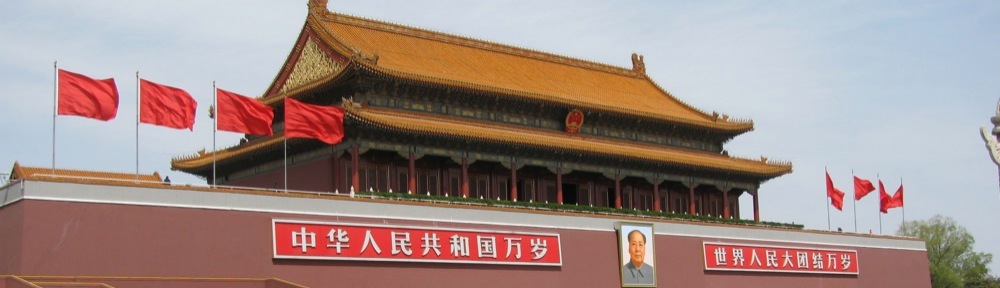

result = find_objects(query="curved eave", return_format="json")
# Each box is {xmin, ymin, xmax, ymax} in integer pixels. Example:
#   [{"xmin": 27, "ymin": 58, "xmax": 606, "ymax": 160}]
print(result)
[
  {"xmin": 172, "ymin": 103, "xmax": 789, "ymax": 179},
  {"xmin": 349, "ymin": 106, "xmax": 790, "ymax": 179},
  {"xmin": 171, "ymin": 136, "xmax": 285, "ymax": 173}
]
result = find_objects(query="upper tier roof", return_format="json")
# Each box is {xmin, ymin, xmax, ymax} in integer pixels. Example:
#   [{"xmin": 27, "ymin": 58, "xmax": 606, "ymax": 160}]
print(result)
[{"xmin": 269, "ymin": 1, "xmax": 753, "ymax": 133}]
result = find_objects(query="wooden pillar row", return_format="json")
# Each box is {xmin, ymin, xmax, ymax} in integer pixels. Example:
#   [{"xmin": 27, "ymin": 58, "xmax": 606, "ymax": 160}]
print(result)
[
  {"xmin": 332, "ymin": 151, "xmax": 340, "ymax": 193},
  {"xmin": 351, "ymin": 145, "xmax": 359, "ymax": 193},
  {"xmin": 556, "ymin": 166, "xmax": 563, "ymax": 204},
  {"xmin": 461, "ymin": 156, "xmax": 469, "ymax": 198},
  {"xmin": 407, "ymin": 149, "xmax": 416, "ymax": 194},
  {"xmin": 652, "ymin": 175, "xmax": 661, "ymax": 212},
  {"xmin": 510, "ymin": 158, "xmax": 518, "ymax": 202},
  {"xmin": 722, "ymin": 185, "xmax": 730, "ymax": 219},
  {"xmin": 688, "ymin": 181, "xmax": 696, "ymax": 214},
  {"xmin": 664, "ymin": 186, "xmax": 671, "ymax": 213},
  {"xmin": 614, "ymin": 172, "xmax": 622, "ymax": 209},
  {"xmin": 752, "ymin": 189, "xmax": 760, "ymax": 222}
]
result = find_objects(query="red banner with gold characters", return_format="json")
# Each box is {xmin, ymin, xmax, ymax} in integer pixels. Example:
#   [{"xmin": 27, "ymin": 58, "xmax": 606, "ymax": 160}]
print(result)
[
  {"xmin": 273, "ymin": 219, "xmax": 562, "ymax": 266},
  {"xmin": 703, "ymin": 242, "xmax": 859, "ymax": 275}
]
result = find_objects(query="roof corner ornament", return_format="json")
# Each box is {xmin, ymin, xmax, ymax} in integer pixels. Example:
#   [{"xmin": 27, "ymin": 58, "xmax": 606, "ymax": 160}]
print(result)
[
  {"xmin": 309, "ymin": 0, "xmax": 331, "ymax": 15},
  {"xmin": 980, "ymin": 98, "xmax": 1000, "ymax": 166},
  {"xmin": 631, "ymin": 53, "xmax": 646, "ymax": 75},
  {"xmin": 342, "ymin": 97, "xmax": 362, "ymax": 109},
  {"xmin": 351, "ymin": 50, "xmax": 379, "ymax": 66}
]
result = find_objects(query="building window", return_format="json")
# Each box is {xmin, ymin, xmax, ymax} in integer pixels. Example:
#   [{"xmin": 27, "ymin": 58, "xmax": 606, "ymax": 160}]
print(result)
[
  {"xmin": 358, "ymin": 164, "xmax": 389, "ymax": 193},
  {"xmin": 472, "ymin": 175, "xmax": 490, "ymax": 199},
  {"xmin": 417, "ymin": 169, "xmax": 439, "ymax": 195},
  {"xmin": 396, "ymin": 169, "xmax": 409, "ymax": 193},
  {"xmin": 496, "ymin": 178, "xmax": 508, "ymax": 201},
  {"xmin": 449, "ymin": 168, "xmax": 460, "ymax": 196}
]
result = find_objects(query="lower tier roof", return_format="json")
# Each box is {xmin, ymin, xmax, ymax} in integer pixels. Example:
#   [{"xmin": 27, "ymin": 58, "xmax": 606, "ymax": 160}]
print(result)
[{"xmin": 171, "ymin": 103, "xmax": 791, "ymax": 179}]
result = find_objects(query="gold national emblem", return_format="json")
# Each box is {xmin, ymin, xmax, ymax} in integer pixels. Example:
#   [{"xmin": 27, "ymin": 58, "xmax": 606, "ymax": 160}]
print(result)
[{"xmin": 565, "ymin": 109, "xmax": 584, "ymax": 134}]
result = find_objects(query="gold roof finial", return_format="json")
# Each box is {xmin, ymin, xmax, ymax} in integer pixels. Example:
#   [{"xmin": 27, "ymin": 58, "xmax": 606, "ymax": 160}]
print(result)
[
  {"xmin": 631, "ymin": 53, "xmax": 646, "ymax": 75},
  {"xmin": 309, "ymin": 0, "xmax": 330, "ymax": 15}
]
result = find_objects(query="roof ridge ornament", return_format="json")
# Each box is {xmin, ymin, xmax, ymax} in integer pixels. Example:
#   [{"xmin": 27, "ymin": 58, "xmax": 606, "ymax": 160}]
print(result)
[
  {"xmin": 309, "ymin": 0, "xmax": 330, "ymax": 15},
  {"xmin": 351, "ymin": 49, "xmax": 379, "ymax": 65},
  {"xmin": 631, "ymin": 53, "xmax": 646, "ymax": 75}
]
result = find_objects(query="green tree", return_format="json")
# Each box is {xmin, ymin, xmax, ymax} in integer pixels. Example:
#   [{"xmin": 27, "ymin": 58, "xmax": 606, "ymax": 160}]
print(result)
[
  {"xmin": 897, "ymin": 215, "xmax": 994, "ymax": 288},
  {"xmin": 966, "ymin": 275, "xmax": 1000, "ymax": 288}
]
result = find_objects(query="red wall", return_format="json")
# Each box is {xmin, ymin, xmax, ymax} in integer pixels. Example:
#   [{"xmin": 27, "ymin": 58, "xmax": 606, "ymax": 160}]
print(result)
[
  {"xmin": 3, "ymin": 199, "xmax": 930, "ymax": 288},
  {"xmin": 0, "ymin": 202, "xmax": 22, "ymax": 275},
  {"xmin": 226, "ymin": 157, "xmax": 334, "ymax": 192}
]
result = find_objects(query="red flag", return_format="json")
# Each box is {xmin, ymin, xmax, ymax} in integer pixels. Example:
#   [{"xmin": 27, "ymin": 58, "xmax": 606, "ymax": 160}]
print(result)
[
  {"xmin": 879, "ymin": 180, "xmax": 891, "ymax": 213},
  {"xmin": 216, "ymin": 88, "xmax": 273, "ymax": 136},
  {"xmin": 825, "ymin": 171, "xmax": 845, "ymax": 211},
  {"xmin": 140, "ymin": 79, "xmax": 197, "ymax": 130},
  {"xmin": 853, "ymin": 176, "xmax": 875, "ymax": 201},
  {"xmin": 57, "ymin": 69, "xmax": 119, "ymax": 121},
  {"xmin": 284, "ymin": 98, "xmax": 344, "ymax": 145},
  {"xmin": 888, "ymin": 183, "xmax": 904, "ymax": 210}
]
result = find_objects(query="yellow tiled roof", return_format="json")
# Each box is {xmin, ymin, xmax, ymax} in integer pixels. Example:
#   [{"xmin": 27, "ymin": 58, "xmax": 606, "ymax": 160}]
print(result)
[
  {"xmin": 349, "ymin": 105, "xmax": 790, "ymax": 177},
  {"xmin": 302, "ymin": 6, "xmax": 753, "ymax": 132},
  {"xmin": 171, "ymin": 104, "xmax": 790, "ymax": 178},
  {"xmin": 10, "ymin": 162, "xmax": 162, "ymax": 183},
  {"xmin": 171, "ymin": 137, "xmax": 284, "ymax": 171}
]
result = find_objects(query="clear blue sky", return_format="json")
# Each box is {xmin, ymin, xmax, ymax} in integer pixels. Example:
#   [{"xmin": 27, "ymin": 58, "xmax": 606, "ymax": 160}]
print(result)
[{"xmin": 2, "ymin": 0, "xmax": 999, "ymax": 275}]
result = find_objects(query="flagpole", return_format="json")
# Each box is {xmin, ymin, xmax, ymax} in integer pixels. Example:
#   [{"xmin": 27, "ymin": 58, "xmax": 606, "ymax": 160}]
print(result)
[
  {"xmin": 877, "ymin": 174, "xmax": 882, "ymax": 234},
  {"xmin": 852, "ymin": 170, "xmax": 857, "ymax": 233},
  {"xmin": 52, "ymin": 61, "xmax": 58, "ymax": 176},
  {"xmin": 212, "ymin": 81, "xmax": 217, "ymax": 187},
  {"xmin": 900, "ymin": 177, "xmax": 905, "ymax": 224},
  {"xmin": 825, "ymin": 167, "xmax": 831, "ymax": 231},
  {"xmin": 878, "ymin": 211, "xmax": 882, "ymax": 234},
  {"xmin": 135, "ymin": 71, "xmax": 140, "ymax": 182},
  {"xmin": 284, "ymin": 137, "xmax": 288, "ymax": 192}
]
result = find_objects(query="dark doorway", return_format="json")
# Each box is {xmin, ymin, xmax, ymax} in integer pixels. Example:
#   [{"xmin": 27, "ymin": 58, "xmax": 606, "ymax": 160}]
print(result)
[
  {"xmin": 563, "ymin": 183, "xmax": 578, "ymax": 205},
  {"xmin": 515, "ymin": 179, "xmax": 523, "ymax": 202}
]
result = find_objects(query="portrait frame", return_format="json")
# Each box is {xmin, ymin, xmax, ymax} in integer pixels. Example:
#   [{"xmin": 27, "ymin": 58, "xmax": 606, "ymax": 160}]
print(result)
[{"xmin": 617, "ymin": 221, "xmax": 656, "ymax": 287}]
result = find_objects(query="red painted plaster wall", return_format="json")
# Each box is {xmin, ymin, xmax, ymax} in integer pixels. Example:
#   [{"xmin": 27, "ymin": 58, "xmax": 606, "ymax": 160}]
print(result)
[
  {"xmin": 3, "ymin": 199, "xmax": 930, "ymax": 288},
  {"xmin": 226, "ymin": 156, "xmax": 334, "ymax": 193},
  {"xmin": 0, "ymin": 202, "xmax": 23, "ymax": 274}
]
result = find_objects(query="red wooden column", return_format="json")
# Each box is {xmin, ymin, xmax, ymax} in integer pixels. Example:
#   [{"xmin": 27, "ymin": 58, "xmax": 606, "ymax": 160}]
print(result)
[
  {"xmin": 652, "ymin": 176, "xmax": 661, "ymax": 212},
  {"xmin": 614, "ymin": 173, "xmax": 622, "ymax": 209},
  {"xmin": 688, "ymin": 181, "xmax": 696, "ymax": 214},
  {"xmin": 407, "ymin": 150, "xmax": 416, "ymax": 194},
  {"xmin": 332, "ymin": 152, "xmax": 340, "ymax": 193},
  {"xmin": 664, "ymin": 186, "xmax": 671, "ymax": 213},
  {"xmin": 510, "ymin": 158, "xmax": 518, "ymax": 202},
  {"xmin": 556, "ymin": 166, "xmax": 563, "ymax": 204},
  {"xmin": 752, "ymin": 189, "xmax": 760, "ymax": 222},
  {"xmin": 722, "ymin": 186, "xmax": 730, "ymax": 219},
  {"xmin": 351, "ymin": 145, "xmax": 360, "ymax": 193},
  {"xmin": 461, "ymin": 156, "xmax": 469, "ymax": 198}
]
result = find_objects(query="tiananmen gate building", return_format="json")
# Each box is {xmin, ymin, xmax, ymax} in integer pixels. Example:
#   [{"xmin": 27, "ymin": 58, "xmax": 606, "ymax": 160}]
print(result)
[{"xmin": 0, "ymin": 1, "xmax": 930, "ymax": 287}]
